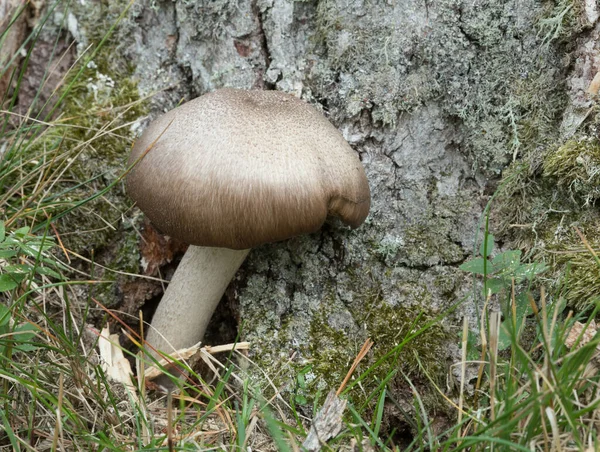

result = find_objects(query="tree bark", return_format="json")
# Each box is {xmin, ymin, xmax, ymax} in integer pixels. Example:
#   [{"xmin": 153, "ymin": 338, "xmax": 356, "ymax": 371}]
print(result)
[
  {"xmin": 122, "ymin": 0, "xmax": 576, "ymax": 386},
  {"xmin": 37, "ymin": 0, "xmax": 598, "ymax": 417}
]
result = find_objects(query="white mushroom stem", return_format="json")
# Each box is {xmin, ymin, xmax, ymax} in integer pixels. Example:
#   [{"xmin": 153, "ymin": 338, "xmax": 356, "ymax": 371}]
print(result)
[{"xmin": 145, "ymin": 246, "xmax": 250, "ymax": 358}]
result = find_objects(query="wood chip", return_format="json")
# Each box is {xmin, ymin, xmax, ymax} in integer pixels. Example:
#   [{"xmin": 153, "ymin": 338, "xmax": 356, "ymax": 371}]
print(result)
[
  {"xmin": 565, "ymin": 320, "xmax": 600, "ymax": 380},
  {"xmin": 565, "ymin": 320, "xmax": 598, "ymax": 349},
  {"xmin": 98, "ymin": 325, "xmax": 136, "ymax": 395},
  {"xmin": 302, "ymin": 390, "xmax": 347, "ymax": 451}
]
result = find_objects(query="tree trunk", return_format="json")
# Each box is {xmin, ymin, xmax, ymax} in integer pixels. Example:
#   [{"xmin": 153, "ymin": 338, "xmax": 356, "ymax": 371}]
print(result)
[
  {"xmin": 124, "ymin": 0, "xmax": 583, "ymax": 393},
  {"xmin": 30, "ymin": 0, "xmax": 600, "ymax": 422}
]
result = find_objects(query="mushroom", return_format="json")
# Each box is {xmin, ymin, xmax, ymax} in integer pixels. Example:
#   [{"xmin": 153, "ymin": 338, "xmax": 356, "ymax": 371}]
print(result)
[{"xmin": 126, "ymin": 88, "xmax": 370, "ymax": 359}]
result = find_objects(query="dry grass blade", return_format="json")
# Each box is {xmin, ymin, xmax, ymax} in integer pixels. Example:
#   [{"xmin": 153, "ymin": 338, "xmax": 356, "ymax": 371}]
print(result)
[
  {"xmin": 545, "ymin": 406, "xmax": 562, "ymax": 452},
  {"xmin": 143, "ymin": 341, "xmax": 250, "ymax": 380},
  {"xmin": 573, "ymin": 226, "xmax": 599, "ymax": 261},
  {"xmin": 336, "ymin": 337, "xmax": 374, "ymax": 396}
]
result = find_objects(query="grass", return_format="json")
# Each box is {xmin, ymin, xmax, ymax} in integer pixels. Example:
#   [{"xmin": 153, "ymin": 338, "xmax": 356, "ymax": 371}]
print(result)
[{"xmin": 2, "ymin": 1, "xmax": 600, "ymax": 451}]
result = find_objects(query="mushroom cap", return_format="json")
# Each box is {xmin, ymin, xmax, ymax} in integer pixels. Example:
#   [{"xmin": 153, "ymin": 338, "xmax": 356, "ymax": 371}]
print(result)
[{"xmin": 126, "ymin": 88, "xmax": 370, "ymax": 250}]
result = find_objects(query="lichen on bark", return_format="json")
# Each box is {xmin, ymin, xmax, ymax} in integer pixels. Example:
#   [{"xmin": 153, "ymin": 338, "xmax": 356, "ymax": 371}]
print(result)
[
  {"xmin": 114, "ymin": 0, "xmax": 576, "ymax": 422},
  {"xmin": 30, "ymin": 0, "xmax": 586, "ymax": 429},
  {"xmin": 494, "ymin": 2, "xmax": 600, "ymax": 310}
]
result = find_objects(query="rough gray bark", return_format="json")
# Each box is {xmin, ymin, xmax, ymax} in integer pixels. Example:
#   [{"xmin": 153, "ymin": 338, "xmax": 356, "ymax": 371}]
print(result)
[
  {"xmin": 31, "ymin": 0, "xmax": 596, "ymax": 425},
  {"xmin": 121, "ymin": 0, "xmax": 575, "ymax": 391}
]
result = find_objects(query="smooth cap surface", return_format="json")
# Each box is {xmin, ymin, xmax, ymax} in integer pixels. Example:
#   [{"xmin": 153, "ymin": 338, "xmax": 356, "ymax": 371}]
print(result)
[{"xmin": 126, "ymin": 88, "xmax": 370, "ymax": 249}]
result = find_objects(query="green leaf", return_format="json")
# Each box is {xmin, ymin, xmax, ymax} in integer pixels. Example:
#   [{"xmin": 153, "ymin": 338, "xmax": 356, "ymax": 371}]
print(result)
[
  {"xmin": 460, "ymin": 257, "xmax": 488, "ymax": 275},
  {"xmin": 12, "ymin": 226, "xmax": 30, "ymax": 238},
  {"xmin": 297, "ymin": 373, "xmax": 306, "ymax": 390},
  {"xmin": 513, "ymin": 291, "xmax": 534, "ymax": 318},
  {"xmin": 18, "ymin": 244, "xmax": 46, "ymax": 257},
  {"xmin": 2, "ymin": 237, "xmax": 19, "ymax": 246},
  {"xmin": 0, "ymin": 274, "xmax": 18, "ymax": 292},
  {"xmin": 12, "ymin": 324, "xmax": 39, "ymax": 352},
  {"xmin": 492, "ymin": 250, "xmax": 522, "ymax": 274},
  {"xmin": 513, "ymin": 262, "xmax": 547, "ymax": 281},
  {"xmin": 498, "ymin": 322, "xmax": 513, "ymax": 351},
  {"xmin": 497, "ymin": 292, "xmax": 533, "ymax": 351},
  {"xmin": 486, "ymin": 278, "xmax": 508, "ymax": 295},
  {"xmin": 0, "ymin": 324, "xmax": 39, "ymax": 355},
  {"xmin": 0, "ymin": 304, "xmax": 11, "ymax": 326},
  {"xmin": 0, "ymin": 250, "xmax": 17, "ymax": 259},
  {"xmin": 3, "ymin": 264, "xmax": 32, "ymax": 274},
  {"xmin": 0, "ymin": 222, "xmax": 5, "ymax": 242},
  {"xmin": 35, "ymin": 266, "xmax": 62, "ymax": 279},
  {"xmin": 6, "ymin": 272, "xmax": 27, "ymax": 284},
  {"xmin": 464, "ymin": 329, "xmax": 480, "ymax": 361},
  {"xmin": 294, "ymin": 394, "xmax": 307, "ymax": 405},
  {"xmin": 39, "ymin": 255, "xmax": 66, "ymax": 270},
  {"xmin": 480, "ymin": 234, "xmax": 495, "ymax": 257}
]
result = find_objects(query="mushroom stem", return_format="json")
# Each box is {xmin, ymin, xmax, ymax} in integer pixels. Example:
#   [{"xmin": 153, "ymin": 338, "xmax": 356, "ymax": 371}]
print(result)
[{"xmin": 145, "ymin": 246, "xmax": 250, "ymax": 358}]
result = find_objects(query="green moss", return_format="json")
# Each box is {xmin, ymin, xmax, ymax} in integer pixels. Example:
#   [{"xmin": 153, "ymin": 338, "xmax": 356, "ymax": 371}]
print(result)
[
  {"xmin": 48, "ymin": 4, "xmax": 145, "ymax": 246},
  {"xmin": 402, "ymin": 222, "xmax": 464, "ymax": 267},
  {"xmin": 495, "ymin": 161, "xmax": 537, "ymax": 232},
  {"xmin": 305, "ymin": 281, "xmax": 452, "ymax": 416},
  {"xmin": 308, "ymin": 300, "xmax": 352, "ymax": 386},
  {"xmin": 554, "ymin": 248, "xmax": 600, "ymax": 309},
  {"xmin": 496, "ymin": 132, "xmax": 600, "ymax": 310},
  {"xmin": 486, "ymin": 0, "xmax": 600, "ymax": 310},
  {"xmin": 543, "ymin": 138, "xmax": 600, "ymax": 205},
  {"xmin": 360, "ymin": 300, "xmax": 449, "ymax": 379},
  {"xmin": 53, "ymin": 69, "xmax": 144, "ymax": 251}
]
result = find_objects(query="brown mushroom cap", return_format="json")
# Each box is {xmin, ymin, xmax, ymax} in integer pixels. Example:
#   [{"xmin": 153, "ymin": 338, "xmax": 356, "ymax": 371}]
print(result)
[{"xmin": 126, "ymin": 88, "xmax": 370, "ymax": 250}]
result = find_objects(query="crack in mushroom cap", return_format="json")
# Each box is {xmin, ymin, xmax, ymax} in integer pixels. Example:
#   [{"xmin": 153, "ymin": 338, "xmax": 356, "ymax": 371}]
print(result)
[{"xmin": 126, "ymin": 88, "xmax": 371, "ymax": 250}]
